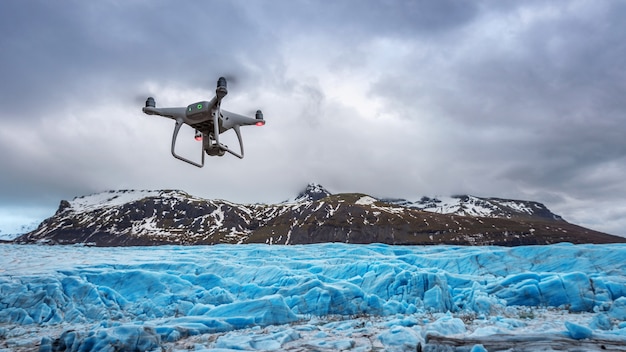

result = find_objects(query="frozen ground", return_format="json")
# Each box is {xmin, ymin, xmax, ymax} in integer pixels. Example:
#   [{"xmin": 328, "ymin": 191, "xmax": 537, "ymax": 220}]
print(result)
[{"xmin": 1, "ymin": 243, "xmax": 626, "ymax": 351}]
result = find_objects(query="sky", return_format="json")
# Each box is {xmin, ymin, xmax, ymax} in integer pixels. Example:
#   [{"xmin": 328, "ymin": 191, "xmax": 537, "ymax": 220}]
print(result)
[{"xmin": 1, "ymin": 0, "xmax": 625, "ymax": 237}]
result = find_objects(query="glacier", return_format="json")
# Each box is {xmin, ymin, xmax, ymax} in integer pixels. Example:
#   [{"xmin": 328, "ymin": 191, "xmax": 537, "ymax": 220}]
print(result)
[{"xmin": 1, "ymin": 243, "xmax": 626, "ymax": 351}]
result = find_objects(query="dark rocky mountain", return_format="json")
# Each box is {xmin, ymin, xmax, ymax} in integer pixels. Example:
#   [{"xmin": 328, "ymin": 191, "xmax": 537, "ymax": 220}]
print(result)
[
  {"xmin": 14, "ymin": 184, "xmax": 625, "ymax": 246},
  {"xmin": 289, "ymin": 183, "xmax": 332, "ymax": 202}
]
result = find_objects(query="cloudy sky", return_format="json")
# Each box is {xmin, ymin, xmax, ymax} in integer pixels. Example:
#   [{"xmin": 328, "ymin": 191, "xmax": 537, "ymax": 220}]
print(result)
[{"xmin": 1, "ymin": 0, "xmax": 625, "ymax": 237}]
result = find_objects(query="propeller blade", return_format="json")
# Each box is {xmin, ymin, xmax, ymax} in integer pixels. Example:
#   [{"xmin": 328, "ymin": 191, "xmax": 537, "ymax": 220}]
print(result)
[{"xmin": 221, "ymin": 73, "xmax": 238, "ymax": 86}]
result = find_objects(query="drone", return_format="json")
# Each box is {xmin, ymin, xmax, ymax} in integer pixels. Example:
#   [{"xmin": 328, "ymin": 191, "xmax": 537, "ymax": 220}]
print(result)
[{"xmin": 142, "ymin": 77, "xmax": 265, "ymax": 167}]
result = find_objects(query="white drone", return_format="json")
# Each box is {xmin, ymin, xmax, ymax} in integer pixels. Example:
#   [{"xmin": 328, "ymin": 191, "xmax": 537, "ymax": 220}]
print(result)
[{"xmin": 142, "ymin": 77, "xmax": 265, "ymax": 167}]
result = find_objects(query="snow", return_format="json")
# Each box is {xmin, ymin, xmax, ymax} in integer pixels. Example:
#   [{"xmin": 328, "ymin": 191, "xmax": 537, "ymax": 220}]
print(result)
[
  {"xmin": 498, "ymin": 201, "xmax": 533, "ymax": 215},
  {"xmin": 414, "ymin": 196, "xmax": 497, "ymax": 218},
  {"xmin": 284, "ymin": 183, "xmax": 331, "ymax": 203},
  {"xmin": 67, "ymin": 190, "xmax": 161, "ymax": 213},
  {"xmin": 355, "ymin": 196, "xmax": 377, "ymax": 206},
  {"xmin": 401, "ymin": 195, "xmax": 556, "ymax": 221},
  {"xmin": 1, "ymin": 243, "xmax": 626, "ymax": 351},
  {"xmin": 67, "ymin": 190, "xmax": 203, "ymax": 214}
]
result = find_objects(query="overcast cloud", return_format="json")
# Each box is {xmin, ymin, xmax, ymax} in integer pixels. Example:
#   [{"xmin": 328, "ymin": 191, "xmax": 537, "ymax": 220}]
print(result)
[{"xmin": 1, "ymin": 0, "xmax": 625, "ymax": 236}]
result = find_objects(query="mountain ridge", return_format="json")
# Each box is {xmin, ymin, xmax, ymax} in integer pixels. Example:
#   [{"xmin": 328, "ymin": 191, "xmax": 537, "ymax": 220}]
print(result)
[{"xmin": 14, "ymin": 184, "xmax": 625, "ymax": 246}]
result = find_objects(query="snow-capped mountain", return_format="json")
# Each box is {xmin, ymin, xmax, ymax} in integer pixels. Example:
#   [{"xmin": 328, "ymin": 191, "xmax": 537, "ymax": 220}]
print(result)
[
  {"xmin": 15, "ymin": 184, "xmax": 625, "ymax": 246},
  {"xmin": 385, "ymin": 195, "xmax": 564, "ymax": 221},
  {"xmin": 286, "ymin": 182, "xmax": 332, "ymax": 203}
]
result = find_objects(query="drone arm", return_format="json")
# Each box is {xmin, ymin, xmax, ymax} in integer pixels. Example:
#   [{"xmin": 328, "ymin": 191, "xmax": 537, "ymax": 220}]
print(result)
[
  {"xmin": 171, "ymin": 118, "xmax": 205, "ymax": 167},
  {"xmin": 221, "ymin": 109, "xmax": 264, "ymax": 129},
  {"xmin": 142, "ymin": 107, "xmax": 187, "ymax": 120},
  {"xmin": 216, "ymin": 109, "xmax": 265, "ymax": 159}
]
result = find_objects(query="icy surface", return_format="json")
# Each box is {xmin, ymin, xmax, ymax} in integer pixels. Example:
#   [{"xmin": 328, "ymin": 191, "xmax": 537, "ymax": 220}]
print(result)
[{"xmin": 1, "ymin": 243, "xmax": 626, "ymax": 351}]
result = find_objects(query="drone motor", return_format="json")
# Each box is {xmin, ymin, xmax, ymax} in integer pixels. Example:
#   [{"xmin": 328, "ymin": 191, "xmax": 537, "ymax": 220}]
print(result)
[{"xmin": 255, "ymin": 110, "xmax": 265, "ymax": 126}]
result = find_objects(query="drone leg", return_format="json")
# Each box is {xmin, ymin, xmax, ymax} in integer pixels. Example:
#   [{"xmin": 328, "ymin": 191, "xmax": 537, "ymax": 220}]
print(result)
[
  {"xmin": 229, "ymin": 125, "xmax": 245, "ymax": 159},
  {"xmin": 171, "ymin": 119, "xmax": 184, "ymax": 156},
  {"xmin": 171, "ymin": 119, "xmax": 205, "ymax": 167},
  {"xmin": 211, "ymin": 107, "xmax": 245, "ymax": 159}
]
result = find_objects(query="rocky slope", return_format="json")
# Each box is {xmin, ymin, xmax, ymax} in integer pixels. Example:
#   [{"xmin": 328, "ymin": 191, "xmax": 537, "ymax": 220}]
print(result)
[{"xmin": 15, "ymin": 184, "xmax": 625, "ymax": 246}]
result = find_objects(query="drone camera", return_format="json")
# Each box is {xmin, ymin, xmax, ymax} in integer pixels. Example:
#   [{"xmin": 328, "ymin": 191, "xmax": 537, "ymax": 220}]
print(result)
[{"xmin": 145, "ymin": 97, "xmax": 155, "ymax": 108}]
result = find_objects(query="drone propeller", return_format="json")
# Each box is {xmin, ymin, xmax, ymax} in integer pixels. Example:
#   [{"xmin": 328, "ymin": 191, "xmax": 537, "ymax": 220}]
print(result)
[
  {"xmin": 221, "ymin": 73, "xmax": 239, "ymax": 86},
  {"xmin": 133, "ymin": 94, "xmax": 153, "ymax": 106}
]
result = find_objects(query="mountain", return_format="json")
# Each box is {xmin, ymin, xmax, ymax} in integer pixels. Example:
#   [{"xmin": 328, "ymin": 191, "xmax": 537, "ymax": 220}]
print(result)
[
  {"xmin": 14, "ymin": 184, "xmax": 625, "ymax": 246},
  {"xmin": 287, "ymin": 183, "xmax": 332, "ymax": 203},
  {"xmin": 383, "ymin": 195, "xmax": 564, "ymax": 221},
  {"xmin": 0, "ymin": 221, "xmax": 39, "ymax": 242}
]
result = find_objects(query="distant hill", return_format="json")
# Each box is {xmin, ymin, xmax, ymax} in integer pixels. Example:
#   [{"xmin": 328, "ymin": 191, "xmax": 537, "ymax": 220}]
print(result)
[
  {"xmin": 0, "ymin": 221, "xmax": 39, "ymax": 241},
  {"xmin": 14, "ymin": 184, "xmax": 625, "ymax": 246}
]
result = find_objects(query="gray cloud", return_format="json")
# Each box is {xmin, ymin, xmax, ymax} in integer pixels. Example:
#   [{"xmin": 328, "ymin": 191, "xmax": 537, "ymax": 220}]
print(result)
[{"xmin": 1, "ymin": 0, "xmax": 625, "ymax": 236}]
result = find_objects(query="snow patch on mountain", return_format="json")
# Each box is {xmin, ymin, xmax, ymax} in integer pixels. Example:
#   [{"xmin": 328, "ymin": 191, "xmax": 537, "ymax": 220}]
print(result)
[
  {"xmin": 65, "ymin": 190, "xmax": 198, "ymax": 214},
  {"xmin": 355, "ymin": 196, "xmax": 377, "ymax": 205},
  {"xmin": 421, "ymin": 195, "xmax": 496, "ymax": 216}
]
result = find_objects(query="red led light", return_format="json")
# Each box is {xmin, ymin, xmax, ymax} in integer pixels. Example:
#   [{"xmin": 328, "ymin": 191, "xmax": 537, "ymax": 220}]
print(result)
[
  {"xmin": 194, "ymin": 135, "xmax": 202, "ymax": 141},
  {"xmin": 255, "ymin": 121, "xmax": 265, "ymax": 126}
]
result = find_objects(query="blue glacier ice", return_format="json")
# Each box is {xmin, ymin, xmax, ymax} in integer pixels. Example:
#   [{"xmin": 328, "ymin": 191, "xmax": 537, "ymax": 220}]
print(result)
[
  {"xmin": 565, "ymin": 321, "xmax": 593, "ymax": 339},
  {"xmin": 1, "ymin": 242, "xmax": 626, "ymax": 351}
]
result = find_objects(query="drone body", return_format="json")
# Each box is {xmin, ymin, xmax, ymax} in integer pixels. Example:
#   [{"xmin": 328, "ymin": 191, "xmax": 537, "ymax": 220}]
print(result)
[{"xmin": 142, "ymin": 77, "xmax": 265, "ymax": 167}]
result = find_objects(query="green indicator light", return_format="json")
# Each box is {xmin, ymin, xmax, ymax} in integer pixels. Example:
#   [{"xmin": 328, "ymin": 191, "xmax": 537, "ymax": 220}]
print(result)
[{"xmin": 197, "ymin": 104, "xmax": 203, "ymax": 110}]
